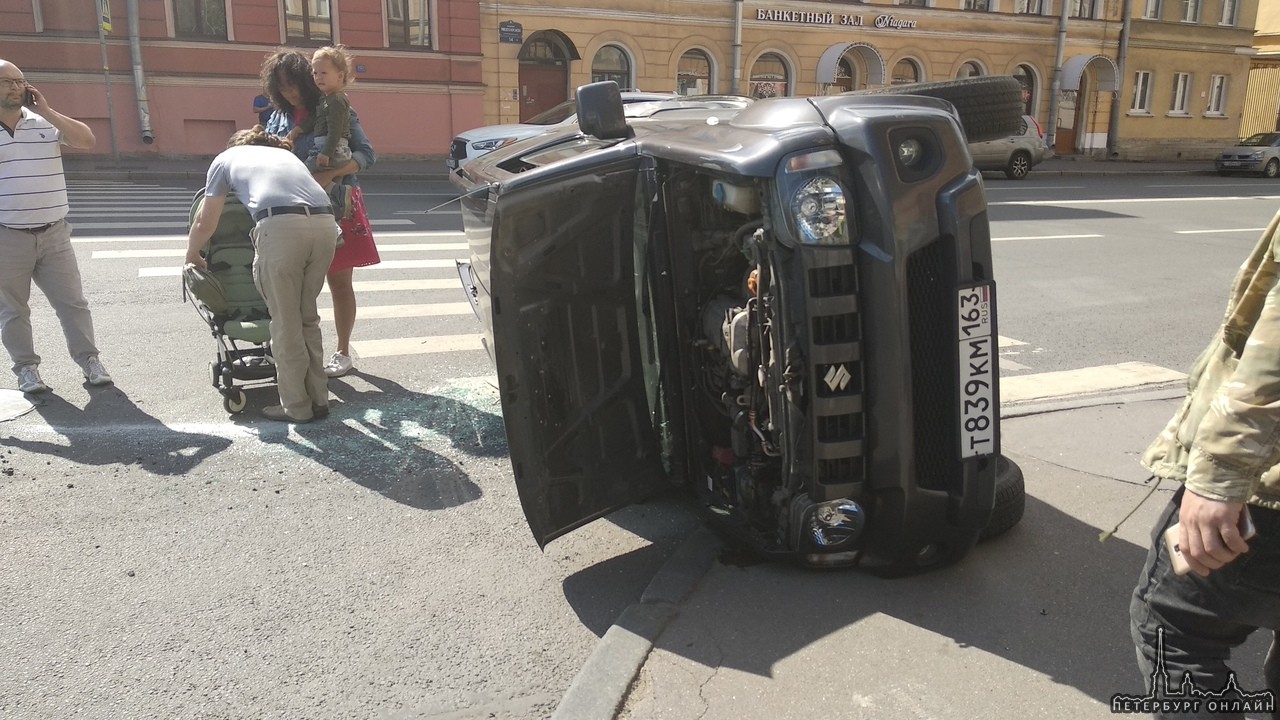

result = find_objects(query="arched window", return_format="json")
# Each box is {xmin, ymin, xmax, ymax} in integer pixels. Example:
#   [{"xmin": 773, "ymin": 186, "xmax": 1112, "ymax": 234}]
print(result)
[
  {"xmin": 833, "ymin": 57, "xmax": 856, "ymax": 94},
  {"xmin": 956, "ymin": 61, "xmax": 983, "ymax": 79},
  {"xmin": 892, "ymin": 58, "xmax": 921, "ymax": 85},
  {"xmin": 1013, "ymin": 64, "xmax": 1037, "ymax": 115},
  {"xmin": 678, "ymin": 49, "xmax": 712, "ymax": 95},
  {"xmin": 750, "ymin": 53, "xmax": 789, "ymax": 99},
  {"xmin": 591, "ymin": 45, "xmax": 631, "ymax": 88}
]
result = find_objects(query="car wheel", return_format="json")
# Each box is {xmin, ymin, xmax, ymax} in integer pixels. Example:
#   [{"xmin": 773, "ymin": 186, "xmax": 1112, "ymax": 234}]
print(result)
[
  {"xmin": 1265, "ymin": 159, "xmax": 1280, "ymax": 178},
  {"xmin": 848, "ymin": 76, "xmax": 1024, "ymax": 143},
  {"xmin": 1004, "ymin": 150, "xmax": 1032, "ymax": 180},
  {"xmin": 980, "ymin": 455, "xmax": 1025, "ymax": 541}
]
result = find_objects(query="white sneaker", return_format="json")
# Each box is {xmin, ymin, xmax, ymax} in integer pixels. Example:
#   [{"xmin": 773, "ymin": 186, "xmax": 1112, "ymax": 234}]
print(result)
[
  {"xmin": 17, "ymin": 365, "xmax": 47, "ymax": 393},
  {"xmin": 323, "ymin": 351, "xmax": 353, "ymax": 378},
  {"xmin": 83, "ymin": 356, "xmax": 113, "ymax": 386}
]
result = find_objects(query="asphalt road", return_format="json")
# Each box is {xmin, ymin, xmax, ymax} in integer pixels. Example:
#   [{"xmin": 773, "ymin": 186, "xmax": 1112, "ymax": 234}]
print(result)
[{"xmin": 4, "ymin": 171, "xmax": 1279, "ymax": 718}]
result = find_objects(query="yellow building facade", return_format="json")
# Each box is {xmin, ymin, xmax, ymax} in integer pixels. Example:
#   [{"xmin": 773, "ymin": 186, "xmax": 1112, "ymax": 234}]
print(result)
[{"xmin": 476, "ymin": 0, "xmax": 1258, "ymax": 160}]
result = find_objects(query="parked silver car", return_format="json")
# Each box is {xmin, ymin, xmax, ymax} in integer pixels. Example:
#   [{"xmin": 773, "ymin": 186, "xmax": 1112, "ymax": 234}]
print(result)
[
  {"xmin": 1215, "ymin": 132, "xmax": 1280, "ymax": 177},
  {"xmin": 968, "ymin": 114, "xmax": 1049, "ymax": 180},
  {"xmin": 446, "ymin": 92, "xmax": 678, "ymax": 173}
]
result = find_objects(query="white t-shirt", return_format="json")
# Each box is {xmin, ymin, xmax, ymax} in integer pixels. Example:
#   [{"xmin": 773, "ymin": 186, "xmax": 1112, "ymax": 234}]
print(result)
[{"xmin": 0, "ymin": 108, "xmax": 68, "ymax": 228}]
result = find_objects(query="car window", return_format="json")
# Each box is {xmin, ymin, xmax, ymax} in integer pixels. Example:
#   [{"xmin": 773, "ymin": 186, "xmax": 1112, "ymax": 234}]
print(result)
[
  {"xmin": 1240, "ymin": 133, "xmax": 1280, "ymax": 147},
  {"xmin": 525, "ymin": 100, "xmax": 579, "ymax": 126}
]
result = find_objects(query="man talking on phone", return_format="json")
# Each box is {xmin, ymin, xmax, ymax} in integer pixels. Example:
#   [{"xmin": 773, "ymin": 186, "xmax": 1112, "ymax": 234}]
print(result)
[
  {"xmin": 1130, "ymin": 213, "xmax": 1280, "ymax": 717},
  {"xmin": 0, "ymin": 59, "xmax": 111, "ymax": 394}
]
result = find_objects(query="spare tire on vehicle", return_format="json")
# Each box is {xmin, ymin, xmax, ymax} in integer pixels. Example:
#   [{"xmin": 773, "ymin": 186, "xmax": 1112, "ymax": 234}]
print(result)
[{"xmin": 846, "ymin": 76, "xmax": 1025, "ymax": 143}]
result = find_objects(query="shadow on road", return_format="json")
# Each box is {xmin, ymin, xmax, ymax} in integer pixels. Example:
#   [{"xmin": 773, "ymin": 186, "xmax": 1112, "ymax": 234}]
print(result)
[
  {"xmin": 2, "ymin": 385, "xmax": 231, "ymax": 475},
  {"xmin": 249, "ymin": 370, "xmax": 506, "ymax": 511}
]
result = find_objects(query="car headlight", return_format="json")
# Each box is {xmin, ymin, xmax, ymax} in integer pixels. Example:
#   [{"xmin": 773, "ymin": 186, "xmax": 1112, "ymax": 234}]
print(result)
[
  {"xmin": 1251, "ymin": 151, "xmax": 1264, "ymax": 160},
  {"xmin": 790, "ymin": 176, "xmax": 849, "ymax": 245},
  {"xmin": 804, "ymin": 498, "xmax": 865, "ymax": 549},
  {"xmin": 472, "ymin": 138, "xmax": 518, "ymax": 152}
]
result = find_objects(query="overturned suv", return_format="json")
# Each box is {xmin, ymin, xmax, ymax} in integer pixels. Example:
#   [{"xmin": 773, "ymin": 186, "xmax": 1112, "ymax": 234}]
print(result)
[{"xmin": 455, "ymin": 79, "xmax": 1026, "ymax": 574}]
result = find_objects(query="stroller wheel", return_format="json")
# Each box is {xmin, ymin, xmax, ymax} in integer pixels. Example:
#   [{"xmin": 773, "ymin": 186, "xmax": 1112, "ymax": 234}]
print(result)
[{"xmin": 224, "ymin": 389, "xmax": 248, "ymax": 414}]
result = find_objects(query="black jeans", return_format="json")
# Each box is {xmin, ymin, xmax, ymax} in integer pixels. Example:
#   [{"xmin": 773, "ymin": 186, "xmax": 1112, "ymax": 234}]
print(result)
[{"xmin": 1130, "ymin": 486, "xmax": 1280, "ymax": 718}]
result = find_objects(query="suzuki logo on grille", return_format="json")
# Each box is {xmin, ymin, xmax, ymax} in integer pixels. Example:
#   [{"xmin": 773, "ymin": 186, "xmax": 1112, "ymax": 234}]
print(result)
[{"xmin": 824, "ymin": 364, "xmax": 852, "ymax": 392}]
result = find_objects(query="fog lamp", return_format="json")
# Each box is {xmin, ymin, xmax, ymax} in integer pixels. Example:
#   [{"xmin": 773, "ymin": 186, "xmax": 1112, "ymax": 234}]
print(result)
[
  {"xmin": 791, "ymin": 177, "xmax": 848, "ymax": 245},
  {"xmin": 897, "ymin": 138, "xmax": 924, "ymax": 168},
  {"xmin": 805, "ymin": 499, "xmax": 865, "ymax": 549}
]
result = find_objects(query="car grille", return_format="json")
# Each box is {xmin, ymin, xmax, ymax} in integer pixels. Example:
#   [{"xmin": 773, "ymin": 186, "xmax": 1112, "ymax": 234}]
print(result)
[
  {"xmin": 806, "ymin": 258, "xmax": 866, "ymax": 488},
  {"xmin": 450, "ymin": 138, "xmax": 468, "ymax": 161},
  {"xmin": 907, "ymin": 240, "xmax": 961, "ymax": 493}
]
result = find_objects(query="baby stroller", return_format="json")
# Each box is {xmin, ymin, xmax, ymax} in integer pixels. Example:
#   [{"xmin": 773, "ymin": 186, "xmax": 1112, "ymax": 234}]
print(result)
[{"xmin": 182, "ymin": 191, "xmax": 275, "ymax": 414}]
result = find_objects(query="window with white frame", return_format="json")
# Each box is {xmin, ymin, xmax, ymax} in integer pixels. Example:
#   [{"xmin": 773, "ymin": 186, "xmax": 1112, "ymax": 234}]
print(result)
[
  {"xmin": 1071, "ymin": 0, "xmax": 1095, "ymax": 18},
  {"xmin": 1131, "ymin": 70, "xmax": 1152, "ymax": 112},
  {"xmin": 284, "ymin": 0, "xmax": 332, "ymax": 44},
  {"xmin": 1170, "ymin": 73, "xmax": 1191, "ymax": 113},
  {"xmin": 388, "ymin": 0, "xmax": 432, "ymax": 48},
  {"xmin": 1219, "ymin": 0, "xmax": 1237, "ymax": 25},
  {"xmin": 1207, "ymin": 74, "xmax": 1227, "ymax": 114},
  {"xmin": 173, "ymin": 0, "xmax": 227, "ymax": 38},
  {"xmin": 1182, "ymin": 0, "xmax": 1200, "ymax": 22},
  {"xmin": 1143, "ymin": 0, "xmax": 1161, "ymax": 18},
  {"xmin": 965, "ymin": 0, "xmax": 992, "ymax": 10},
  {"xmin": 1014, "ymin": 0, "xmax": 1041, "ymax": 11}
]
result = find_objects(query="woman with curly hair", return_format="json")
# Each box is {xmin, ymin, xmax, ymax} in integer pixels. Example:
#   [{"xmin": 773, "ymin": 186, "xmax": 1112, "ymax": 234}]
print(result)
[
  {"xmin": 260, "ymin": 47, "xmax": 380, "ymax": 379},
  {"xmin": 185, "ymin": 126, "xmax": 339, "ymax": 423}
]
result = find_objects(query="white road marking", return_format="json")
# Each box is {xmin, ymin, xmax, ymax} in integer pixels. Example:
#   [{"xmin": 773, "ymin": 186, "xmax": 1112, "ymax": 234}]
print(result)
[
  {"xmin": 1174, "ymin": 227, "xmax": 1266, "ymax": 234},
  {"xmin": 97, "ymin": 243, "xmax": 466, "ymax": 259},
  {"xmin": 353, "ymin": 334, "xmax": 484, "ymax": 357},
  {"xmin": 998, "ymin": 336, "xmax": 1027, "ymax": 347},
  {"xmin": 70, "ymin": 219, "xmax": 415, "ymax": 230},
  {"xmin": 999, "ymin": 356, "xmax": 1032, "ymax": 371},
  {"xmin": 992, "ymin": 233, "xmax": 1104, "ymax": 242},
  {"xmin": 990, "ymin": 194, "xmax": 1280, "ymax": 206},
  {"xmin": 1000, "ymin": 361, "xmax": 1185, "ymax": 404},
  {"xmin": 318, "ymin": 303, "xmax": 473, "ymax": 321}
]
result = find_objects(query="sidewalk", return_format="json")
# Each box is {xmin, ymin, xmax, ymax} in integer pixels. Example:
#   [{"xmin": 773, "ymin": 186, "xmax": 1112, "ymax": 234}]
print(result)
[
  {"xmin": 555, "ymin": 391, "xmax": 1274, "ymax": 720},
  {"xmin": 60, "ymin": 154, "xmax": 1211, "ymax": 183}
]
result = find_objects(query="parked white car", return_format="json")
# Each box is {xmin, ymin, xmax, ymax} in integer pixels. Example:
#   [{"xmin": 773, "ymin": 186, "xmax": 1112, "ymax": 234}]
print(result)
[
  {"xmin": 1215, "ymin": 132, "xmax": 1280, "ymax": 177},
  {"xmin": 447, "ymin": 92, "xmax": 678, "ymax": 172},
  {"xmin": 968, "ymin": 114, "xmax": 1050, "ymax": 180}
]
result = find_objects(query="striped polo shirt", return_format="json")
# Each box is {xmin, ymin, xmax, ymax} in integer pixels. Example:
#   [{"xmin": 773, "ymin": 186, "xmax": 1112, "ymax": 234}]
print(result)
[{"xmin": 0, "ymin": 107, "xmax": 68, "ymax": 228}]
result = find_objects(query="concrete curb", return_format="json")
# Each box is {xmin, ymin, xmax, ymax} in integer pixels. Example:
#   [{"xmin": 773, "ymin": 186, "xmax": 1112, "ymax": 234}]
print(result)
[{"xmin": 551, "ymin": 527, "xmax": 723, "ymax": 720}]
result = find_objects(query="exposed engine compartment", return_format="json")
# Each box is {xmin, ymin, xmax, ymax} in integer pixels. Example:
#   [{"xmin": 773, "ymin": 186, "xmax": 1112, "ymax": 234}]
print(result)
[{"xmin": 663, "ymin": 168, "xmax": 796, "ymax": 548}]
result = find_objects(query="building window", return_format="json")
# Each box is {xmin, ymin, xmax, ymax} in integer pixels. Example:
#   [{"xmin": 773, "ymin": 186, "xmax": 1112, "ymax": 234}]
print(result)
[
  {"xmin": 1170, "ymin": 72, "xmax": 1191, "ymax": 113},
  {"xmin": 1207, "ymin": 74, "xmax": 1227, "ymax": 114},
  {"xmin": 1070, "ymin": 0, "xmax": 1095, "ymax": 18},
  {"xmin": 750, "ymin": 53, "xmax": 789, "ymax": 98},
  {"xmin": 899, "ymin": 0, "xmax": 928, "ymax": 6},
  {"xmin": 388, "ymin": 0, "xmax": 431, "ymax": 48},
  {"xmin": 1014, "ymin": 0, "xmax": 1042, "ymax": 13},
  {"xmin": 173, "ymin": 0, "xmax": 227, "ymax": 38},
  {"xmin": 1131, "ymin": 70, "xmax": 1152, "ymax": 112},
  {"xmin": 1013, "ymin": 64, "xmax": 1036, "ymax": 114},
  {"xmin": 1219, "ymin": 0, "xmax": 1237, "ymax": 24},
  {"xmin": 965, "ymin": 0, "xmax": 991, "ymax": 10},
  {"xmin": 284, "ymin": 0, "xmax": 332, "ymax": 44},
  {"xmin": 956, "ymin": 61, "xmax": 983, "ymax": 79},
  {"xmin": 892, "ymin": 58, "xmax": 921, "ymax": 85},
  {"xmin": 677, "ymin": 49, "xmax": 712, "ymax": 95},
  {"xmin": 1143, "ymin": 0, "xmax": 1161, "ymax": 18},
  {"xmin": 592, "ymin": 45, "xmax": 632, "ymax": 88},
  {"xmin": 1181, "ymin": 0, "xmax": 1200, "ymax": 21}
]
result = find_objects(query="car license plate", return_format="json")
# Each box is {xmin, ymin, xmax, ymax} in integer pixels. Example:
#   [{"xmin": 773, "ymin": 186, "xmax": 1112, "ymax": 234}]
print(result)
[
  {"xmin": 446, "ymin": 157, "xmax": 459, "ymax": 170},
  {"xmin": 957, "ymin": 284, "xmax": 996, "ymax": 459},
  {"xmin": 1221, "ymin": 161, "xmax": 1242, "ymax": 167}
]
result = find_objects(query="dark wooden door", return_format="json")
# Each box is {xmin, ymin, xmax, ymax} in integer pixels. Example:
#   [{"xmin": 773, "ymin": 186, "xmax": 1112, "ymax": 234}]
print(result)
[{"xmin": 519, "ymin": 64, "xmax": 567, "ymax": 121}]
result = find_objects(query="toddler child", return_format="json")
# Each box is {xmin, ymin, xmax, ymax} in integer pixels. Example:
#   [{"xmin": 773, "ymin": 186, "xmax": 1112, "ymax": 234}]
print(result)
[{"xmin": 287, "ymin": 45, "xmax": 356, "ymax": 218}]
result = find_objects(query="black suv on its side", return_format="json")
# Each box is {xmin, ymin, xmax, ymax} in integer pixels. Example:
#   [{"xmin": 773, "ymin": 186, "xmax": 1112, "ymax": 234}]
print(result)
[{"xmin": 455, "ymin": 80, "xmax": 1026, "ymax": 574}]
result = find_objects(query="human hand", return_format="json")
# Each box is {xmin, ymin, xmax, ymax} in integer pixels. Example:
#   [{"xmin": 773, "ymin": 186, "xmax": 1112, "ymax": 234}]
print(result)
[
  {"xmin": 23, "ymin": 83, "xmax": 45, "ymax": 111},
  {"xmin": 185, "ymin": 255, "xmax": 207, "ymax": 271},
  {"xmin": 317, "ymin": 153, "xmax": 331, "ymax": 168},
  {"xmin": 1177, "ymin": 489, "xmax": 1252, "ymax": 576}
]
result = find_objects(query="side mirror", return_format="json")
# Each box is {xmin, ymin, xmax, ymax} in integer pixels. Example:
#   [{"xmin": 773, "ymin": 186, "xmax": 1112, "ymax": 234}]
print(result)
[{"xmin": 576, "ymin": 81, "xmax": 632, "ymax": 140}]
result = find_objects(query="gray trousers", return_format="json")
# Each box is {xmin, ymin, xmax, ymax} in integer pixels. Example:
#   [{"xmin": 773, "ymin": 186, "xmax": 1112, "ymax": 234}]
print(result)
[
  {"xmin": 251, "ymin": 212, "xmax": 338, "ymax": 419},
  {"xmin": 0, "ymin": 220, "xmax": 100, "ymax": 374}
]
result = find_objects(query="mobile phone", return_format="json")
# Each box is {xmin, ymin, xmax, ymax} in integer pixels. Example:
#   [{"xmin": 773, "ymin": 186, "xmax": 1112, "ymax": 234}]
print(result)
[
  {"xmin": 1164, "ymin": 508, "xmax": 1257, "ymax": 576},
  {"xmin": 24, "ymin": 88, "xmax": 35, "ymax": 106}
]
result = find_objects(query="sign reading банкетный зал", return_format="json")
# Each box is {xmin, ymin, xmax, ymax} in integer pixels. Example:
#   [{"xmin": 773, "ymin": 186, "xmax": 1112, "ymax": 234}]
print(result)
[{"xmin": 756, "ymin": 9, "xmax": 919, "ymax": 29}]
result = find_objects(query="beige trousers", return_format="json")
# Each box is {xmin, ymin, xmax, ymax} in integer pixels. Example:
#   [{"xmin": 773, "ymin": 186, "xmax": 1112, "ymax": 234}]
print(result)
[{"xmin": 251, "ymin": 213, "xmax": 339, "ymax": 420}]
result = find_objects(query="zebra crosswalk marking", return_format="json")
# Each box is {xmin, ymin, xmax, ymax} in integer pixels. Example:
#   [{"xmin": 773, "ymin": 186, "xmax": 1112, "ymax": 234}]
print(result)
[
  {"xmin": 1000, "ymin": 362, "xmax": 1186, "ymax": 404},
  {"xmin": 96, "ymin": 243, "xmax": 466, "ymax": 259}
]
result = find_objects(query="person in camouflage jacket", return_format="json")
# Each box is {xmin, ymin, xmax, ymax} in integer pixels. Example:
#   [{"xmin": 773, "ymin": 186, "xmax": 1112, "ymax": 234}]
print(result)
[{"xmin": 1130, "ymin": 212, "xmax": 1280, "ymax": 717}]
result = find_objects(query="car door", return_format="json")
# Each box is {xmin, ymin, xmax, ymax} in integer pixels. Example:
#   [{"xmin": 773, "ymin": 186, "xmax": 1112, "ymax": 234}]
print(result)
[{"xmin": 489, "ymin": 154, "xmax": 673, "ymax": 547}]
